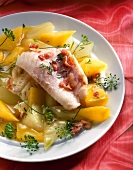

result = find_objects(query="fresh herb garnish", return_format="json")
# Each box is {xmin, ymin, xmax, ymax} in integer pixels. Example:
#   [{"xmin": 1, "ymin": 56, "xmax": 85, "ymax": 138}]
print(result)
[
  {"xmin": 1, "ymin": 123, "xmax": 16, "ymax": 139},
  {"xmin": 96, "ymin": 73, "xmax": 120, "ymax": 91},
  {"xmin": 85, "ymin": 59, "xmax": 91, "ymax": 64},
  {"xmin": 73, "ymin": 34, "xmax": 89, "ymax": 54},
  {"xmin": 43, "ymin": 106, "xmax": 54, "ymax": 122},
  {"xmin": 20, "ymin": 135, "xmax": 39, "ymax": 155},
  {"xmin": 19, "ymin": 97, "xmax": 44, "ymax": 116},
  {"xmin": 55, "ymin": 107, "xmax": 81, "ymax": 139},
  {"xmin": 56, "ymin": 53, "xmax": 64, "ymax": 62},
  {"xmin": 22, "ymin": 24, "xmax": 25, "ymax": 28},
  {"xmin": 0, "ymin": 28, "xmax": 15, "ymax": 46},
  {"xmin": 39, "ymin": 63, "xmax": 53, "ymax": 75},
  {"xmin": 56, "ymin": 120, "xmax": 73, "ymax": 139}
]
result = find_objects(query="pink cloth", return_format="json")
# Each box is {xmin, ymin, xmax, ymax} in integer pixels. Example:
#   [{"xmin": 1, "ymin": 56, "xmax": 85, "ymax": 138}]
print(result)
[{"xmin": 0, "ymin": 0, "xmax": 133, "ymax": 169}]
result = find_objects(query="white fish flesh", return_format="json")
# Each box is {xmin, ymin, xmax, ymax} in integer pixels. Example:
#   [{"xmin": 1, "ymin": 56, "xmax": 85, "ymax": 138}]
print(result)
[{"xmin": 16, "ymin": 48, "xmax": 88, "ymax": 110}]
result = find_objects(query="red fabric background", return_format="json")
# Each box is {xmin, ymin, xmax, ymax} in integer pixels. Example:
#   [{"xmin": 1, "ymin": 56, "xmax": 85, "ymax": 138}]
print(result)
[{"xmin": 0, "ymin": 0, "xmax": 133, "ymax": 169}]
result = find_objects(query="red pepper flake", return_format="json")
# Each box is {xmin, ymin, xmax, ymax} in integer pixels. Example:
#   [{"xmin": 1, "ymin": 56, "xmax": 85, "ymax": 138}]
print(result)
[{"xmin": 93, "ymin": 91, "xmax": 99, "ymax": 98}]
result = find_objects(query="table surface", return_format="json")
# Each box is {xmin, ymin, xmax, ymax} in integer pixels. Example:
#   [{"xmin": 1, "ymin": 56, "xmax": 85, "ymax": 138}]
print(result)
[{"xmin": 0, "ymin": 0, "xmax": 133, "ymax": 169}]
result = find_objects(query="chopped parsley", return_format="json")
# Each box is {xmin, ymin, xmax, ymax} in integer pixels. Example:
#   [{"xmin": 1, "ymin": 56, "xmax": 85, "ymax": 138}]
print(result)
[
  {"xmin": 20, "ymin": 135, "xmax": 39, "ymax": 155},
  {"xmin": 1, "ymin": 122, "xmax": 16, "ymax": 139},
  {"xmin": 39, "ymin": 63, "xmax": 53, "ymax": 75},
  {"xmin": 43, "ymin": 106, "xmax": 54, "ymax": 122}
]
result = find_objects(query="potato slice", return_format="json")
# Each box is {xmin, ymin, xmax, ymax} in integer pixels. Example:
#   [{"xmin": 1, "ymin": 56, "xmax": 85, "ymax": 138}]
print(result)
[
  {"xmin": 0, "ymin": 100, "xmax": 19, "ymax": 121},
  {"xmin": 39, "ymin": 30, "xmax": 76, "ymax": 47},
  {"xmin": 84, "ymin": 85, "xmax": 109, "ymax": 107},
  {"xmin": 16, "ymin": 123, "xmax": 44, "ymax": 142},
  {"xmin": 80, "ymin": 58, "xmax": 107, "ymax": 77},
  {"xmin": 0, "ymin": 86, "xmax": 20, "ymax": 105},
  {"xmin": 0, "ymin": 51, "xmax": 4, "ymax": 62},
  {"xmin": 3, "ymin": 46, "xmax": 26, "ymax": 66},
  {"xmin": 78, "ymin": 106, "xmax": 110, "ymax": 122},
  {"xmin": 28, "ymin": 87, "xmax": 46, "ymax": 106},
  {"xmin": 21, "ymin": 38, "xmax": 51, "ymax": 50},
  {"xmin": 26, "ymin": 22, "xmax": 55, "ymax": 39},
  {"xmin": 0, "ymin": 27, "xmax": 22, "ymax": 51},
  {"xmin": 51, "ymin": 106, "xmax": 110, "ymax": 122}
]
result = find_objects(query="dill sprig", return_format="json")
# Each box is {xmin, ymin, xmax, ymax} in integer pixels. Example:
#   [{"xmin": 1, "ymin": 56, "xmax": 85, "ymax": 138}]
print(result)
[
  {"xmin": 73, "ymin": 34, "xmax": 89, "ymax": 54},
  {"xmin": 19, "ymin": 97, "xmax": 44, "ymax": 116},
  {"xmin": 43, "ymin": 106, "xmax": 54, "ymax": 122},
  {"xmin": 39, "ymin": 63, "xmax": 53, "ymax": 75},
  {"xmin": 1, "ymin": 122, "xmax": 16, "ymax": 139},
  {"xmin": 55, "ymin": 107, "xmax": 81, "ymax": 139},
  {"xmin": 96, "ymin": 73, "xmax": 120, "ymax": 91},
  {"xmin": 20, "ymin": 135, "xmax": 39, "ymax": 155},
  {"xmin": 0, "ymin": 28, "xmax": 15, "ymax": 46}
]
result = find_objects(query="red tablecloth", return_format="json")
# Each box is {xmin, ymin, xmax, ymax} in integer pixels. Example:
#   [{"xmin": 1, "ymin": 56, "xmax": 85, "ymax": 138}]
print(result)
[{"xmin": 0, "ymin": 0, "xmax": 133, "ymax": 169}]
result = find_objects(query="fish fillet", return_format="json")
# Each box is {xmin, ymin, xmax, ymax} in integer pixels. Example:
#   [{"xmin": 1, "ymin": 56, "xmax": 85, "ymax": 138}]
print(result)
[{"xmin": 16, "ymin": 48, "xmax": 87, "ymax": 110}]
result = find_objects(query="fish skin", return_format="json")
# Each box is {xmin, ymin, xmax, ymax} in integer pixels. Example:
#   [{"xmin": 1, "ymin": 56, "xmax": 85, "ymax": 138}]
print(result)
[{"xmin": 16, "ymin": 48, "xmax": 87, "ymax": 110}]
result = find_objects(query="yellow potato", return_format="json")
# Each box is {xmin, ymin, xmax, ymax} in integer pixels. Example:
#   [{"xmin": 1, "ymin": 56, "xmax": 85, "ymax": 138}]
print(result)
[
  {"xmin": 51, "ymin": 106, "xmax": 110, "ymax": 122},
  {"xmin": 0, "ymin": 100, "xmax": 19, "ymax": 121},
  {"xmin": 80, "ymin": 58, "xmax": 107, "ymax": 77},
  {"xmin": 39, "ymin": 30, "xmax": 76, "ymax": 47},
  {"xmin": 78, "ymin": 106, "xmax": 110, "ymax": 122},
  {"xmin": 0, "ymin": 51, "xmax": 4, "ymax": 62},
  {"xmin": 16, "ymin": 123, "xmax": 44, "ymax": 142},
  {"xmin": 21, "ymin": 38, "xmax": 51, "ymax": 50},
  {"xmin": 28, "ymin": 87, "xmax": 46, "ymax": 106},
  {"xmin": 0, "ymin": 86, "xmax": 20, "ymax": 105},
  {"xmin": 3, "ymin": 46, "xmax": 26, "ymax": 66},
  {"xmin": 0, "ymin": 27, "xmax": 22, "ymax": 51},
  {"xmin": 26, "ymin": 22, "xmax": 55, "ymax": 39},
  {"xmin": 82, "ymin": 85, "xmax": 109, "ymax": 107}
]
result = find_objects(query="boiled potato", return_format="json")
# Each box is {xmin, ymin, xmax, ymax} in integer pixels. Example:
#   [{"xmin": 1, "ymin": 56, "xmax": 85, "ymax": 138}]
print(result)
[
  {"xmin": 0, "ymin": 86, "xmax": 20, "ymax": 105},
  {"xmin": 28, "ymin": 87, "xmax": 46, "ymax": 106},
  {"xmin": 2, "ymin": 46, "xmax": 26, "ymax": 66},
  {"xmin": 51, "ymin": 106, "xmax": 110, "ymax": 122},
  {"xmin": 16, "ymin": 123, "xmax": 44, "ymax": 142},
  {"xmin": 26, "ymin": 22, "xmax": 55, "ymax": 39},
  {"xmin": 81, "ymin": 85, "xmax": 109, "ymax": 107},
  {"xmin": 0, "ymin": 51, "xmax": 4, "ymax": 62},
  {"xmin": 80, "ymin": 58, "xmax": 107, "ymax": 77},
  {"xmin": 0, "ymin": 27, "xmax": 22, "ymax": 51},
  {"xmin": 39, "ymin": 30, "xmax": 76, "ymax": 47},
  {"xmin": 78, "ymin": 106, "xmax": 110, "ymax": 122},
  {"xmin": 21, "ymin": 38, "xmax": 51, "ymax": 50},
  {"xmin": 0, "ymin": 100, "xmax": 19, "ymax": 121}
]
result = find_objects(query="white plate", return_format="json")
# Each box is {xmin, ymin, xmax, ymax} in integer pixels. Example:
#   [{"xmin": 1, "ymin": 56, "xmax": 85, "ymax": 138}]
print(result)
[{"xmin": 0, "ymin": 12, "xmax": 125, "ymax": 162}]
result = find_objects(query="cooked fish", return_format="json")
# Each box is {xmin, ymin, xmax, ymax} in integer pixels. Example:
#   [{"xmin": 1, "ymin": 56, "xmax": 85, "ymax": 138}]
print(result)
[{"xmin": 16, "ymin": 48, "xmax": 88, "ymax": 110}]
